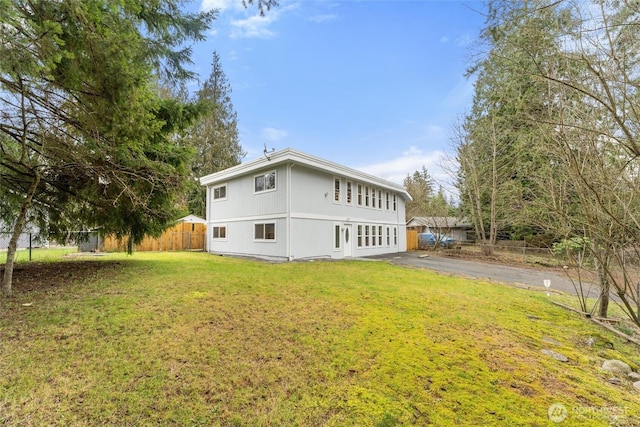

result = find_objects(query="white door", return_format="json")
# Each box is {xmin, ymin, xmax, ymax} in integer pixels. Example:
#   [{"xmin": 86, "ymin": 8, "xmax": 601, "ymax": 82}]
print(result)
[{"xmin": 344, "ymin": 224, "xmax": 352, "ymax": 257}]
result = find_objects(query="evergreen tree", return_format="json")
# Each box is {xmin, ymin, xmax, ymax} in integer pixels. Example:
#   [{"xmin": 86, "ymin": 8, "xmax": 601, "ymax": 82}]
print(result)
[
  {"xmin": 404, "ymin": 167, "xmax": 435, "ymax": 219},
  {"xmin": 185, "ymin": 52, "xmax": 245, "ymax": 217},
  {"xmin": 0, "ymin": 0, "xmax": 215, "ymax": 295}
]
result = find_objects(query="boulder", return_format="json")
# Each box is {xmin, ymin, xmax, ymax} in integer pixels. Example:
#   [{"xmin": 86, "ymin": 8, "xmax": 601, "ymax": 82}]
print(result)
[
  {"xmin": 541, "ymin": 349, "xmax": 569, "ymax": 362},
  {"xmin": 601, "ymin": 359, "xmax": 632, "ymax": 375}
]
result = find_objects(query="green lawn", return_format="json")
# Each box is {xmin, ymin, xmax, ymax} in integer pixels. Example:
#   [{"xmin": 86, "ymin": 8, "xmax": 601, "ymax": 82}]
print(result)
[
  {"xmin": 1, "ymin": 252, "xmax": 639, "ymax": 426},
  {"xmin": 0, "ymin": 246, "xmax": 78, "ymax": 263}
]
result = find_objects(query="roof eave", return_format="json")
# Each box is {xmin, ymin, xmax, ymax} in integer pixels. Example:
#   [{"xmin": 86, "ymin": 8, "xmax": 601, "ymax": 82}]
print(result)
[{"xmin": 199, "ymin": 148, "xmax": 412, "ymax": 201}]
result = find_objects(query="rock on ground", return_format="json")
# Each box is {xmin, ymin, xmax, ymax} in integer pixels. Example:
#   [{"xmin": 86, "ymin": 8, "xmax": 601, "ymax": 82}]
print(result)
[{"xmin": 601, "ymin": 359, "xmax": 632, "ymax": 375}]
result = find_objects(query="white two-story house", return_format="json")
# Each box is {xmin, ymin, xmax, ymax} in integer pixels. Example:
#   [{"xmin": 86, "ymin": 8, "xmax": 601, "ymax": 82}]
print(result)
[{"xmin": 199, "ymin": 148, "xmax": 411, "ymax": 261}]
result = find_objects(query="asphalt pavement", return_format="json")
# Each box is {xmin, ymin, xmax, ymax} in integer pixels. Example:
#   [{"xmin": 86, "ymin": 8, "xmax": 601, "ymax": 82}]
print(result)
[{"xmin": 369, "ymin": 251, "xmax": 600, "ymax": 298}]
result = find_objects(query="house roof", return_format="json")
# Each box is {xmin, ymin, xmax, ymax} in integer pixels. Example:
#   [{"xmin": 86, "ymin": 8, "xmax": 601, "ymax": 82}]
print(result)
[
  {"xmin": 199, "ymin": 147, "xmax": 412, "ymax": 201},
  {"xmin": 407, "ymin": 216, "xmax": 472, "ymax": 228}
]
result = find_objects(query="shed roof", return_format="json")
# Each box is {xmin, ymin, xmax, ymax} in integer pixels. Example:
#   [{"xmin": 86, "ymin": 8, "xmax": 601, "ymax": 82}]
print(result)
[
  {"xmin": 199, "ymin": 148, "xmax": 412, "ymax": 201},
  {"xmin": 177, "ymin": 214, "xmax": 206, "ymax": 224}
]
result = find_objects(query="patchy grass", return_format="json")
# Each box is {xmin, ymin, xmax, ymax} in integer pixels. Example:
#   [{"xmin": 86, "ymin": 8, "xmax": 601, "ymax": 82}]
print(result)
[
  {"xmin": 1, "ymin": 252, "xmax": 639, "ymax": 426},
  {"xmin": 0, "ymin": 247, "xmax": 78, "ymax": 264}
]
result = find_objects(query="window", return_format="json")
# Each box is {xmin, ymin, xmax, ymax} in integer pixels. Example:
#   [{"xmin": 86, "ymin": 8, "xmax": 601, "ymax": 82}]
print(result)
[
  {"xmin": 255, "ymin": 223, "xmax": 275, "ymax": 240},
  {"xmin": 213, "ymin": 184, "xmax": 227, "ymax": 200},
  {"xmin": 346, "ymin": 181, "xmax": 352, "ymax": 205},
  {"xmin": 334, "ymin": 178, "xmax": 341, "ymax": 203},
  {"xmin": 371, "ymin": 188, "xmax": 376, "ymax": 208},
  {"xmin": 393, "ymin": 194, "xmax": 397, "ymax": 211},
  {"xmin": 334, "ymin": 224, "xmax": 341, "ymax": 250},
  {"xmin": 357, "ymin": 184, "xmax": 363, "ymax": 206},
  {"xmin": 386, "ymin": 227, "xmax": 390, "ymax": 246},
  {"xmin": 385, "ymin": 192, "xmax": 390, "ymax": 210},
  {"xmin": 357, "ymin": 225, "xmax": 363, "ymax": 247},
  {"xmin": 365, "ymin": 187, "xmax": 370, "ymax": 207},
  {"xmin": 378, "ymin": 226, "xmax": 383, "ymax": 246},
  {"xmin": 393, "ymin": 227, "xmax": 398, "ymax": 246},
  {"xmin": 372, "ymin": 225, "xmax": 377, "ymax": 246},
  {"xmin": 378, "ymin": 190, "xmax": 382, "ymax": 209},
  {"xmin": 365, "ymin": 225, "xmax": 370, "ymax": 247},
  {"xmin": 255, "ymin": 171, "xmax": 276, "ymax": 193},
  {"xmin": 213, "ymin": 225, "xmax": 227, "ymax": 240}
]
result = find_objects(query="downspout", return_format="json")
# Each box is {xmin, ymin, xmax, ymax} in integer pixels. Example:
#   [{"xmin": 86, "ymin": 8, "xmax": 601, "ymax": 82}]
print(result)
[
  {"xmin": 205, "ymin": 184, "xmax": 211, "ymax": 252},
  {"xmin": 287, "ymin": 162, "xmax": 293, "ymax": 261},
  {"xmin": 396, "ymin": 194, "xmax": 400, "ymax": 253}
]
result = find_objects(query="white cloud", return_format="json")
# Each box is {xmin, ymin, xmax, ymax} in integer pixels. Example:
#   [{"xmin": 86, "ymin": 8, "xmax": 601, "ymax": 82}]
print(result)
[
  {"xmin": 200, "ymin": 0, "xmax": 243, "ymax": 12},
  {"xmin": 309, "ymin": 14, "xmax": 338, "ymax": 23},
  {"xmin": 442, "ymin": 76, "xmax": 475, "ymax": 111},
  {"xmin": 353, "ymin": 146, "xmax": 458, "ymax": 200},
  {"xmin": 227, "ymin": 2, "xmax": 299, "ymax": 39},
  {"xmin": 454, "ymin": 33, "xmax": 474, "ymax": 48},
  {"xmin": 231, "ymin": 13, "xmax": 277, "ymax": 39},
  {"xmin": 261, "ymin": 127, "xmax": 288, "ymax": 142},
  {"xmin": 440, "ymin": 35, "xmax": 450, "ymax": 43}
]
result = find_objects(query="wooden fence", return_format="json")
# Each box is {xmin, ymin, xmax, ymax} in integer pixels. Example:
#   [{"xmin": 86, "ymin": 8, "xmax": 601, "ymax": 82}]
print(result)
[
  {"xmin": 102, "ymin": 222, "xmax": 206, "ymax": 252},
  {"xmin": 406, "ymin": 229, "xmax": 419, "ymax": 251}
]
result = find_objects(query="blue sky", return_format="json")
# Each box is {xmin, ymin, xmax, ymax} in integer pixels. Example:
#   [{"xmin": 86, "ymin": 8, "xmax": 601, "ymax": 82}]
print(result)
[{"xmin": 189, "ymin": 0, "xmax": 486, "ymax": 191}]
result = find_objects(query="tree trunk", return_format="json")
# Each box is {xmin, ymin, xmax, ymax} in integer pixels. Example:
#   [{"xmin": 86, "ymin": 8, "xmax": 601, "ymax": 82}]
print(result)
[
  {"xmin": 1, "ymin": 175, "xmax": 40, "ymax": 297},
  {"xmin": 489, "ymin": 116, "xmax": 498, "ymax": 249},
  {"xmin": 594, "ymin": 254, "xmax": 610, "ymax": 318}
]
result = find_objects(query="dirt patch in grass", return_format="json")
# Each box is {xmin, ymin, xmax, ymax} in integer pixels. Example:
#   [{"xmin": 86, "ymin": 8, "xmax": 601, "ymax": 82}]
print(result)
[{"xmin": 1, "ymin": 261, "xmax": 123, "ymax": 294}]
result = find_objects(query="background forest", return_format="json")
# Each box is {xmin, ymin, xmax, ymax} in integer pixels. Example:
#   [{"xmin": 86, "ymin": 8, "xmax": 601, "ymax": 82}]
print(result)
[{"xmin": 453, "ymin": 0, "xmax": 640, "ymax": 325}]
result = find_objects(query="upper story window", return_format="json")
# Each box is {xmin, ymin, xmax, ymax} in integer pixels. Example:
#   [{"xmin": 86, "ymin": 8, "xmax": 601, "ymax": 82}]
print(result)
[
  {"xmin": 255, "ymin": 171, "xmax": 276, "ymax": 193},
  {"xmin": 357, "ymin": 184, "xmax": 363, "ymax": 206},
  {"xmin": 378, "ymin": 190, "xmax": 382, "ymax": 209},
  {"xmin": 385, "ymin": 192, "xmax": 390, "ymax": 210},
  {"xmin": 393, "ymin": 194, "xmax": 397, "ymax": 211},
  {"xmin": 213, "ymin": 184, "xmax": 227, "ymax": 201},
  {"xmin": 365, "ymin": 187, "xmax": 370, "ymax": 207},
  {"xmin": 334, "ymin": 178, "xmax": 341, "ymax": 203},
  {"xmin": 346, "ymin": 181, "xmax": 352, "ymax": 205}
]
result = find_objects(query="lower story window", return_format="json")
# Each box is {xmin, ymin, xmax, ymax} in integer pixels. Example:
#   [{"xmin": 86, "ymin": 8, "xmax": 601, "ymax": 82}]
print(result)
[
  {"xmin": 213, "ymin": 226, "xmax": 226, "ymax": 240},
  {"xmin": 372, "ymin": 225, "xmax": 377, "ymax": 246},
  {"xmin": 334, "ymin": 224, "xmax": 341, "ymax": 250},
  {"xmin": 357, "ymin": 225, "xmax": 363, "ymax": 247},
  {"xmin": 255, "ymin": 223, "xmax": 275, "ymax": 240}
]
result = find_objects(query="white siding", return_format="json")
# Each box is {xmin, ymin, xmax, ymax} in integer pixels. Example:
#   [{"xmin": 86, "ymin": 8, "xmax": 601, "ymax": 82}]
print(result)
[
  {"xmin": 203, "ymin": 153, "xmax": 408, "ymax": 260},
  {"xmin": 208, "ymin": 165, "xmax": 287, "ymax": 222},
  {"xmin": 209, "ymin": 218, "xmax": 287, "ymax": 260}
]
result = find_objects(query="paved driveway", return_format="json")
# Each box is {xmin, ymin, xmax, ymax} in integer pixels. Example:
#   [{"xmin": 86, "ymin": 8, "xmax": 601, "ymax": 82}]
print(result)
[{"xmin": 369, "ymin": 251, "xmax": 600, "ymax": 298}]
